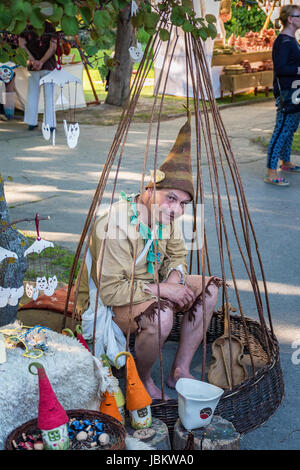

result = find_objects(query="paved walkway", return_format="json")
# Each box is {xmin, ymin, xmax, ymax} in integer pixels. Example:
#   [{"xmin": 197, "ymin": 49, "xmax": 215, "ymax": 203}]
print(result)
[{"xmin": 1, "ymin": 100, "xmax": 300, "ymax": 449}]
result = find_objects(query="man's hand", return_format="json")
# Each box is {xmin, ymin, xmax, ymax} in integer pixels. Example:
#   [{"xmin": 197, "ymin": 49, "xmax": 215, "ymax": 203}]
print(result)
[
  {"xmin": 161, "ymin": 282, "xmax": 195, "ymax": 309},
  {"xmin": 147, "ymin": 282, "xmax": 195, "ymax": 310},
  {"xmin": 166, "ymin": 270, "xmax": 181, "ymax": 284}
]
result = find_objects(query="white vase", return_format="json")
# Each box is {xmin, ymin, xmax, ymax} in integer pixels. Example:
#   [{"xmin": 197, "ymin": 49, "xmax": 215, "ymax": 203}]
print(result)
[{"xmin": 176, "ymin": 378, "xmax": 224, "ymax": 431}]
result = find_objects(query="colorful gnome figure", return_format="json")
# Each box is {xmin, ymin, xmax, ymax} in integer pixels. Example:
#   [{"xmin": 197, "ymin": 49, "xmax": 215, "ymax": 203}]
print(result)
[
  {"xmin": 28, "ymin": 362, "xmax": 70, "ymax": 450},
  {"xmin": 100, "ymin": 390, "xmax": 123, "ymax": 423},
  {"xmin": 101, "ymin": 354, "xmax": 125, "ymax": 424},
  {"xmin": 115, "ymin": 351, "xmax": 152, "ymax": 430}
]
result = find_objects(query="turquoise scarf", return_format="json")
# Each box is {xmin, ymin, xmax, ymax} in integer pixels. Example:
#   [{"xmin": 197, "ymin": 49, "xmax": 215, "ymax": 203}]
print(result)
[{"xmin": 120, "ymin": 191, "xmax": 163, "ymax": 274}]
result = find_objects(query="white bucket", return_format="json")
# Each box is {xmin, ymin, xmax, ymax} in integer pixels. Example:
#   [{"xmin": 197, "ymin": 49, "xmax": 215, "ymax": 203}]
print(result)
[{"xmin": 176, "ymin": 378, "xmax": 224, "ymax": 431}]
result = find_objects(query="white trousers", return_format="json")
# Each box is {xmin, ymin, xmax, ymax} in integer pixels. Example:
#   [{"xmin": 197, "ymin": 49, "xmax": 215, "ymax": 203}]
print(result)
[{"xmin": 24, "ymin": 70, "xmax": 56, "ymax": 128}]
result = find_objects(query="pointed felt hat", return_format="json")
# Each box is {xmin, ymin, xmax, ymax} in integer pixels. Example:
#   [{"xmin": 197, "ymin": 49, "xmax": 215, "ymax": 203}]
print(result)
[
  {"xmin": 146, "ymin": 110, "xmax": 194, "ymax": 200},
  {"xmin": 115, "ymin": 352, "xmax": 152, "ymax": 411},
  {"xmin": 29, "ymin": 362, "xmax": 68, "ymax": 431},
  {"xmin": 100, "ymin": 390, "xmax": 123, "ymax": 422}
]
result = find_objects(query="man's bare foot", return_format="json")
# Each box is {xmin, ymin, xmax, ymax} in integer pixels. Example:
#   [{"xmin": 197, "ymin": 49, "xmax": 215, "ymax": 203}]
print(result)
[
  {"xmin": 167, "ymin": 367, "xmax": 196, "ymax": 389},
  {"xmin": 143, "ymin": 377, "xmax": 170, "ymax": 400}
]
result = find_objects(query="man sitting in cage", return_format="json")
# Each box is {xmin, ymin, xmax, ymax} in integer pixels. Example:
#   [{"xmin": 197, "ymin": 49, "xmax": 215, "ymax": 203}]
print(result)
[{"xmin": 77, "ymin": 116, "xmax": 222, "ymax": 399}]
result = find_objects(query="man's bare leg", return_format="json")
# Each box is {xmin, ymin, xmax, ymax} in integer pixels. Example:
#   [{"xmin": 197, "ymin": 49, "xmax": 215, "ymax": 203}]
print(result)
[
  {"xmin": 167, "ymin": 283, "xmax": 219, "ymax": 388},
  {"xmin": 134, "ymin": 305, "xmax": 174, "ymax": 399}
]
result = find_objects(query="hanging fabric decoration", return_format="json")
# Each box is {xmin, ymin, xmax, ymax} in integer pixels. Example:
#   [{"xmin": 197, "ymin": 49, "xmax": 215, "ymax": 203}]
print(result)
[
  {"xmin": 0, "ymin": 246, "xmax": 23, "ymax": 308},
  {"xmin": 0, "ymin": 246, "xmax": 18, "ymax": 263},
  {"xmin": 131, "ymin": 0, "xmax": 139, "ymax": 16},
  {"xmin": 0, "ymin": 64, "xmax": 18, "ymax": 84},
  {"xmin": 24, "ymin": 214, "xmax": 58, "ymax": 302},
  {"xmin": 39, "ymin": 33, "xmax": 82, "ymax": 149},
  {"xmin": 129, "ymin": 42, "xmax": 144, "ymax": 63}
]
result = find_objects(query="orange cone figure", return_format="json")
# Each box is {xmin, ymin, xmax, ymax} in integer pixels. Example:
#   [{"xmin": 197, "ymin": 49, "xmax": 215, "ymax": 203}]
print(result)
[
  {"xmin": 115, "ymin": 351, "xmax": 152, "ymax": 429},
  {"xmin": 100, "ymin": 390, "xmax": 123, "ymax": 423}
]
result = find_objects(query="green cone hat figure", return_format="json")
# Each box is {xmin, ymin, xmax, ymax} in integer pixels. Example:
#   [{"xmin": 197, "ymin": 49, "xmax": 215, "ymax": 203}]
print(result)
[{"xmin": 29, "ymin": 362, "xmax": 70, "ymax": 450}]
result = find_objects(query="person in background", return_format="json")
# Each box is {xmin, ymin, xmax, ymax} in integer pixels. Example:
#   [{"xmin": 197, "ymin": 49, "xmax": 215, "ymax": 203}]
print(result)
[
  {"xmin": 18, "ymin": 21, "xmax": 57, "ymax": 131},
  {"xmin": 265, "ymin": 4, "xmax": 300, "ymax": 186}
]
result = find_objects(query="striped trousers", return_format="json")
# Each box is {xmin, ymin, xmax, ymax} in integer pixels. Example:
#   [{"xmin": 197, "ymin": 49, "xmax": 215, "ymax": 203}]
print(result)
[{"xmin": 267, "ymin": 98, "xmax": 300, "ymax": 170}]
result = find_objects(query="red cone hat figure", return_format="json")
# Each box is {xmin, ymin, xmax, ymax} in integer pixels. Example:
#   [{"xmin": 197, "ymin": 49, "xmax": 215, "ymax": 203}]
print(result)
[{"xmin": 29, "ymin": 362, "xmax": 70, "ymax": 450}]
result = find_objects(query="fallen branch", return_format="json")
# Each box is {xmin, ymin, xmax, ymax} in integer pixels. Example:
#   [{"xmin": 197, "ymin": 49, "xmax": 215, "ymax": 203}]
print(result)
[{"xmin": 0, "ymin": 216, "xmax": 50, "ymax": 232}]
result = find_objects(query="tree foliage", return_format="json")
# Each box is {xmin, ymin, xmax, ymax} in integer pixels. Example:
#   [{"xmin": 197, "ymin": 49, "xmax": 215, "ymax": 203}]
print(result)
[
  {"xmin": 0, "ymin": 0, "xmax": 218, "ymax": 71},
  {"xmin": 224, "ymin": 0, "xmax": 268, "ymax": 38}
]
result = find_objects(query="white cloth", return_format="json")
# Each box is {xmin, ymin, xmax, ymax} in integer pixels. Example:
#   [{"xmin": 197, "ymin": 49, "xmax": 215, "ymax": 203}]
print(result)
[
  {"xmin": 154, "ymin": 0, "xmax": 222, "ymax": 98},
  {"xmin": 24, "ymin": 69, "xmax": 56, "ymax": 127},
  {"xmin": 81, "ymin": 249, "xmax": 126, "ymax": 367}
]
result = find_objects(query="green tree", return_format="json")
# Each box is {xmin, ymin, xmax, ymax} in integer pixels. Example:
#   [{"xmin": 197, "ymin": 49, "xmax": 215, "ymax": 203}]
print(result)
[{"xmin": 0, "ymin": 0, "xmax": 218, "ymax": 106}]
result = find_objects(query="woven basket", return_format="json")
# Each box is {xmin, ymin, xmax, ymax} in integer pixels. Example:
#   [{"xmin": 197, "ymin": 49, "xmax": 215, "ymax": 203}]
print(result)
[
  {"xmin": 210, "ymin": 313, "xmax": 284, "ymax": 435},
  {"xmin": 168, "ymin": 311, "xmax": 284, "ymax": 435},
  {"xmin": 151, "ymin": 399, "xmax": 178, "ymax": 443},
  {"xmin": 5, "ymin": 409, "xmax": 126, "ymax": 451}
]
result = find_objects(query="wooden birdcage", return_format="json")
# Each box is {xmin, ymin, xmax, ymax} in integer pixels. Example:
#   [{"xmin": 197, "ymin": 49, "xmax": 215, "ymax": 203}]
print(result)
[{"xmin": 62, "ymin": 16, "xmax": 284, "ymax": 437}]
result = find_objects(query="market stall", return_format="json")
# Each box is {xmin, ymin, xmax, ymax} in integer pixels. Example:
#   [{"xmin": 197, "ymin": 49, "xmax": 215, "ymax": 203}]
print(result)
[{"xmin": 213, "ymin": 29, "xmax": 275, "ymax": 100}]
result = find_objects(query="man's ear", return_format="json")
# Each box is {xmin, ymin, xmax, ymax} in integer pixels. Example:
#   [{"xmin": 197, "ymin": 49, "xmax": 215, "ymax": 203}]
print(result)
[{"xmin": 146, "ymin": 187, "xmax": 153, "ymax": 201}]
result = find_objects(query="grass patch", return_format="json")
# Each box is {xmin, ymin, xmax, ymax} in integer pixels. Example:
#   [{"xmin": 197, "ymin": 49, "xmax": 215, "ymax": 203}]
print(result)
[{"xmin": 253, "ymin": 129, "xmax": 300, "ymax": 154}]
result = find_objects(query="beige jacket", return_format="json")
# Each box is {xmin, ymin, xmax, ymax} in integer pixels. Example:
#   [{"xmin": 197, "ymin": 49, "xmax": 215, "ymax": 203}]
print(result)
[{"xmin": 76, "ymin": 196, "xmax": 188, "ymax": 315}]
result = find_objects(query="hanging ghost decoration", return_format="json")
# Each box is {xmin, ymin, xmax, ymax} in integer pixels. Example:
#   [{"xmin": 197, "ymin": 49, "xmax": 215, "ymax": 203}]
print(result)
[
  {"xmin": 24, "ymin": 214, "xmax": 58, "ymax": 301},
  {"xmin": 0, "ymin": 246, "xmax": 23, "ymax": 309},
  {"xmin": 0, "ymin": 246, "xmax": 18, "ymax": 263},
  {"xmin": 42, "ymin": 122, "xmax": 51, "ymax": 141},
  {"xmin": 39, "ymin": 67, "xmax": 82, "ymax": 149},
  {"xmin": 67, "ymin": 122, "xmax": 80, "ymax": 149},
  {"xmin": 0, "ymin": 287, "xmax": 11, "ymax": 308},
  {"xmin": 7, "ymin": 285, "xmax": 24, "ymax": 306},
  {"xmin": 129, "ymin": 42, "xmax": 144, "ymax": 63}
]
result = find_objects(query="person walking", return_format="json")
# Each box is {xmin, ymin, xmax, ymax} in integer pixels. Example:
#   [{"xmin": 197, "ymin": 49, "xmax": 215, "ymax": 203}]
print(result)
[
  {"xmin": 18, "ymin": 21, "xmax": 57, "ymax": 131},
  {"xmin": 265, "ymin": 4, "xmax": 300, "ymax": 186}
]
